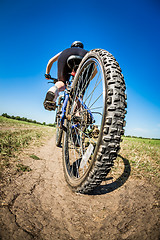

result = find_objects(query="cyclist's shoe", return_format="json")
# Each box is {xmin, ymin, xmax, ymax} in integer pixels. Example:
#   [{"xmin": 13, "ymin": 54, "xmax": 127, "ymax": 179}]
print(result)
[
  {"xmin": 43, "ymin": 91, "xmax": 56, "ymax": 111},
  {"xmin": 43, "ymin": 86, "xmax": 59, "ymax": 111}
]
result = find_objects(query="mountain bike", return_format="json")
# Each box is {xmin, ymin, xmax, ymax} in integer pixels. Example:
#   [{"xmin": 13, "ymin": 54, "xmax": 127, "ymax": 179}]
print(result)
[{"xmin": 49, "ymin": 49, "xmax": 127, "ymax": 193}]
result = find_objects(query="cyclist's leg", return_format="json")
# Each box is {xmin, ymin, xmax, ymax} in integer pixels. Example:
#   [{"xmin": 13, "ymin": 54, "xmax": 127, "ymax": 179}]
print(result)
[
  {"xmin": 44, "ymin": 55, "xmax": 69, "ymax": 111},
  {"xmin": 55, "ymin": 81, "xmax": 66, "ymax": 91},
  {"xmin": 44, "ymin": 81, "xmax": 66, "ymax": 111},
  {"xmin": 43, "ymin": 86, "xmax": 58, "ymax": 111},
  {"xmin": 47, "ymin": 81, "xmax": 66, "ymax": 100}
]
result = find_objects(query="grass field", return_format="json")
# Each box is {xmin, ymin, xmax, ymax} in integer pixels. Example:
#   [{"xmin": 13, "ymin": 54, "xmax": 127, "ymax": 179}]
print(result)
[
  {"xmin": 112, "ymin": 136, "xmax": 160, "ymax": 187},
  {"xmin": 0, "ymin": 116, "xmax": 54, "ymax": 176},
  {"xmin": 0, "ymin": 116, "xmax": 160, "ymax": 187}
]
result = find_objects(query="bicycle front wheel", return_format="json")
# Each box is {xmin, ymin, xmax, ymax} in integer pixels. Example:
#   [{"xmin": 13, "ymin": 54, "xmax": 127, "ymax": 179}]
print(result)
[{"xmin": 62, "ymin": 49, "xmax": 127, "ymax": 193}]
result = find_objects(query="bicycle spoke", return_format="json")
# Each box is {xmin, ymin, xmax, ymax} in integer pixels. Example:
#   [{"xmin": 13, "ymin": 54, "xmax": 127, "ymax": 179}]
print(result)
[
  {"xmin": 74, "ymin": 126, "xmax": 97, "ymax": 144},
  {"xmin": 65, "ymin": 57, "xmax": 104, "ymax": 179},
  {"xmin": 84, "ymin": 71, "xmax": 101, "ymax": 106},
  {"xmin": 81, "ymin": 64, "xmax": 97, "ymax": 101},
  {"xmin": 88, "ymin": 93, "xmax": 103, "ymax": 109},
  {"xmin": 78, "ymin": 63, "xmax": 96, "ymax": 98},
  {"xmin": 68, "ymin": 122, "xmax": 80, "ymax": 177},
  {"xmin": 90, "ymin": 106, "xmax": 103, "ymax": 110},
  {"xmin": 70, "ymin": 63, "xmax": 97, "ymax": 119}
]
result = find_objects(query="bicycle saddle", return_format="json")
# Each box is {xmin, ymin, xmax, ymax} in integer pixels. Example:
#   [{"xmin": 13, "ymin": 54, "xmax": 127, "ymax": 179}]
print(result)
[{"xmin": 67, "ymin": 55, "xmax": 83, "ymax": 70}]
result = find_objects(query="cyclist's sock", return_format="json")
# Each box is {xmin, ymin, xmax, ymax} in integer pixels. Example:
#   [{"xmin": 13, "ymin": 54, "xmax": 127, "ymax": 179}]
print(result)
[
  {"xmin": 47, "ymin": 85, "xmax": 59, "ymax": 102},
  {"xmin": 55, "ymin": 81, "xmax": 65, "ymax": 91}
]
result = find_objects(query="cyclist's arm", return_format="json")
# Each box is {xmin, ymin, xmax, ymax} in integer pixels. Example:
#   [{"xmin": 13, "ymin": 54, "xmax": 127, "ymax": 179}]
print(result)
[{"xmin": 46, "ymin": 52, "xmax": 62, "ymax": 74}]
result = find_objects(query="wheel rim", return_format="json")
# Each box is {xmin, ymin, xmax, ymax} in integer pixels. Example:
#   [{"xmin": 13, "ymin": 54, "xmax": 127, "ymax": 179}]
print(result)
[{"xmin": 65, "ymin": 57, "xmax": 105, "ymax": 181}]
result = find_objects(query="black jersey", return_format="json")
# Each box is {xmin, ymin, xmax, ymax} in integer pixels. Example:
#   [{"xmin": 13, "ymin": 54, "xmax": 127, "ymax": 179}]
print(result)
[{"xmin": 57, "ymin": 47, "xmax": 88, "ymax": 83}]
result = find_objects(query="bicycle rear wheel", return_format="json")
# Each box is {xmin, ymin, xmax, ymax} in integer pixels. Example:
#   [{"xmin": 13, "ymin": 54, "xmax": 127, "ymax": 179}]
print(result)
[
  {"xmin": 62, "ymin": 49, "xmax": 127, "ymax": 193},
  {"xmin": 55, "ymin": 96, "xmax": 63, "ymax": 147}
]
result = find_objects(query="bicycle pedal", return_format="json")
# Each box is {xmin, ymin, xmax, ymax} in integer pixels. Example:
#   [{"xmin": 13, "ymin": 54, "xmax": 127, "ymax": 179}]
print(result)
[{"xmin": 53, "ymin": 105, "xmax": 57, "ymax": 110}]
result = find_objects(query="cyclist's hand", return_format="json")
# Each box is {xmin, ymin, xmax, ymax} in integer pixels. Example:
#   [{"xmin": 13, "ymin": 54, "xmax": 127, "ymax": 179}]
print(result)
[{"xmin": 45, "ymin": 73, "xmax": 51, "ymax": 79}]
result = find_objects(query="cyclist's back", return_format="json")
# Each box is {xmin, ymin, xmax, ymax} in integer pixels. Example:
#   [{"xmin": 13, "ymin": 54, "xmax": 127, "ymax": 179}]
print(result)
[
  {"xmin": 58, "ymin": 47, "xmax": 88, "ymax": 83},
  {"xmin": 44, "ymin": 41, "xmax": 88, "ymax": 111}
]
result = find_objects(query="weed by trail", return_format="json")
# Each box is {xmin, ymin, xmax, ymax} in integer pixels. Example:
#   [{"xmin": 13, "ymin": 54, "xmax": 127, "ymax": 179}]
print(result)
[
  {"xmin": 30, "ymin": 154, "xmax": 40, "ymax": 160},
  {"xmin": 16, "ymin": 163, "xmax": 32, "ymax": 172}
]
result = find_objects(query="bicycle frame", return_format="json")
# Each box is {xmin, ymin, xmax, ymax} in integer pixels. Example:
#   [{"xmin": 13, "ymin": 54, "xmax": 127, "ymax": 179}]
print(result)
[
  {"xmin": 60, "ymin": 91, "xmax": 69, "ymax": 127},
  {"xmin": 58, "ymin": 84, "xmax": 94, "ymax": 130}
]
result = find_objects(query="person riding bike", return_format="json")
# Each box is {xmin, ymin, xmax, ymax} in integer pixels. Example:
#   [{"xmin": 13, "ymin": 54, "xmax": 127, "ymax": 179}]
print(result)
[{"xmin": 43, "ymin": 41, "xmax": 88, "ymax": 111}]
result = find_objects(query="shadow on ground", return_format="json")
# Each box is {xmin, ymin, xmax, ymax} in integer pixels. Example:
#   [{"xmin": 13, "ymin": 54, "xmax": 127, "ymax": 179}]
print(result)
[{"xmin": 90, "ymin": 155, "xmax": 131, "ymax": 195}]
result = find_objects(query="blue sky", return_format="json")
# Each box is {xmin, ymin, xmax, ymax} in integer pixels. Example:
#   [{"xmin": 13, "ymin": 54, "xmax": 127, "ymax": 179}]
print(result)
[{"xmin": 0, "ymin": 0, "xmax": 160, "ymax": 138}]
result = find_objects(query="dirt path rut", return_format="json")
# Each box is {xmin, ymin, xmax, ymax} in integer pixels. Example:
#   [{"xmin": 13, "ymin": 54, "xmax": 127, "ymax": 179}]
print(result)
[{"xmin": 0, "ymin": 135, "xmax": 159, "ymax": 240}]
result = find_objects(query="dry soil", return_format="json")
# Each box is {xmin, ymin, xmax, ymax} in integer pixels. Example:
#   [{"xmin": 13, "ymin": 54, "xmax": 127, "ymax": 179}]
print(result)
[{"xmin": 0, "ymin": 135, "xmax": 159, "ymax": 240}]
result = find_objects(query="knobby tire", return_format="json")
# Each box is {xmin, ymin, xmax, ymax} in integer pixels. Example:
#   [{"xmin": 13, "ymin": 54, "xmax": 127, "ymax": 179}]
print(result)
[{"xmin": 62, "ymin": 49, "xmax": 127, "ymax": 193}]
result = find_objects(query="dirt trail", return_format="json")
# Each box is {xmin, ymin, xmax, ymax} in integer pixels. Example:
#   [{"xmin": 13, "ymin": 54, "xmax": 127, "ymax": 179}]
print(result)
[{"xmin": 0, "ymin": 135, "xmax": 159, "ymax": 240}]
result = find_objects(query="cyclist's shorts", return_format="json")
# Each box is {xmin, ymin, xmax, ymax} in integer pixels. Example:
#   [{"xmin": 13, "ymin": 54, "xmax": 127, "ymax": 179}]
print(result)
[{"xmin": 57, "ymin": 48, "xmax": 88, "ymax": 84}]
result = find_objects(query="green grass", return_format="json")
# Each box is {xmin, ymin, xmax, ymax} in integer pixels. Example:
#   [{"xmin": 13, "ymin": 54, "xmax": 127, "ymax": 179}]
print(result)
[
  {"xmin": 0, "ymin": 116, "xmax": 55, "ymax": 175},
  {"xmin": 0, "ymin": 129, "xmax": 45, "ymax": 158},
  {"xmin": 116, "ymin": 136, "xmax": 160, "ymax": 187},
  {"xmin": 1, "ymin": 116, "xmax": 159, "ymax": 188},
  {"xmin": 0, "ymin": 115, "xmax": 38, "ymax": 127},
  {"xmin": 30, "ymin": 154, "xmax": 40, "ymax": 160},
  {"xmin": 16, "ymin": 163, "xmax": 32, "ymax": 172}
]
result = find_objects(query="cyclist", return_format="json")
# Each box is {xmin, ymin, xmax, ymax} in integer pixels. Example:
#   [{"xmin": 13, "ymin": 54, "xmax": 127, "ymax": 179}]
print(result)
[{"xmin": 43, "ymin": 41, "xmax": 88, "ymax": 111}]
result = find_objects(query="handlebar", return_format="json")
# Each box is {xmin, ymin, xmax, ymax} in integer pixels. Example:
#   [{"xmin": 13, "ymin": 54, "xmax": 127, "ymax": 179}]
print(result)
[
  {"xmin": 49, "ymin": 77, "xmax": 58, "ymax": 84},
  {"xmin": 45, "ymin": 74, "xmax": 58, "ymax": 84}
]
